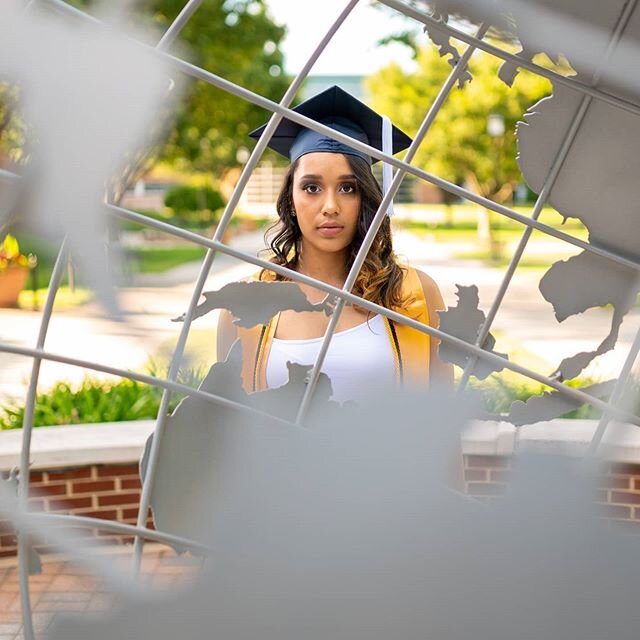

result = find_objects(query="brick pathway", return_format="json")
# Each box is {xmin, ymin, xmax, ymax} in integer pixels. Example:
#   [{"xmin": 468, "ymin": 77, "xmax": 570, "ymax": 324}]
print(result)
[{"xmin": 0, "ymin": 545, "xmax": 199, "ymax": 640}]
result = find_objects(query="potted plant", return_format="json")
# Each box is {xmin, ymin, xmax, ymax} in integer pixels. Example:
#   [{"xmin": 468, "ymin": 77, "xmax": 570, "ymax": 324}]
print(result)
[{"xmin": 0, "ymin": 234, "xmax": 36, "ymax": 307}]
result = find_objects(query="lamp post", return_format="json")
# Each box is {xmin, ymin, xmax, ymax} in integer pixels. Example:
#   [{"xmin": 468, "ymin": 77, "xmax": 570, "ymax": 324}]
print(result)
[
  {"xmin": 485, "ymin": 113, "xmax": 505, "ymax": 258},
  {"xmin": 487, "ymin": 112, "xmax": 505, "ymax": 138}
]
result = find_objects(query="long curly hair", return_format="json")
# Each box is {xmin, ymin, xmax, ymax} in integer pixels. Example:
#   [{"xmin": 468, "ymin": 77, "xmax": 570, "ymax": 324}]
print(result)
[{"xmin": 261, "ymin": 154, "xmax": 407, "ymax": 310}]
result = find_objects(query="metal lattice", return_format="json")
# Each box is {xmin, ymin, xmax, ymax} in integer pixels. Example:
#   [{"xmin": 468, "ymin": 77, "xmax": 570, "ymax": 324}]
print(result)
[{"xmin": 2, "ymin": 1, "xmax": 640, "ymax": 638}]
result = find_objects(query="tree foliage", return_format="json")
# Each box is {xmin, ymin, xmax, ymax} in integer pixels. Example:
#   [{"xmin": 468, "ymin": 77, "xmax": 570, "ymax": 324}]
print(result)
[
  {"xmin": 0, "ymin": 0, "xmax": 290, "ymax": 186},
  {"xmin": 139, "ymin": 0, "xmax": 290, "ymax": 178},
  {"xmin": 366, "ymin": 45, "xmax": 552, "ymax": 204},
  {"xmin": 0, "ymin": 82, "xmax": 28, "ymax": 166}
]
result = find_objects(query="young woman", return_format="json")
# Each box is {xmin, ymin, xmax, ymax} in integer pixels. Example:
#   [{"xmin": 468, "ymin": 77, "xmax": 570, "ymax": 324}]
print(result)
[{"xmin": 217, "ymin": 86, "xmax": 452, "ymax": 403}]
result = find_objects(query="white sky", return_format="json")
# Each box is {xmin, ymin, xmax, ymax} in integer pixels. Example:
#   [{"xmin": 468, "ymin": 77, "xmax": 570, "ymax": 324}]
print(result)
[{"xmin": 263, "ymin": 0, "xmax": 420, "ymax": 76}]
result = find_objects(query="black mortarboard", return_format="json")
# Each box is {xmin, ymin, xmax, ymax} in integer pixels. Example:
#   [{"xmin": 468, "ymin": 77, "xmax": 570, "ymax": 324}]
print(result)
[{"xmin": 248, "ymin": 85, "xmax": 412, "ymax": 165}]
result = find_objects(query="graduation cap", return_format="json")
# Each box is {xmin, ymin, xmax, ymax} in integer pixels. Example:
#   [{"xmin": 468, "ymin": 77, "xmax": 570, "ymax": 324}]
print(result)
[{"xmin": 248, "ymin": 85, "xmax": 412, "ymax": 165}]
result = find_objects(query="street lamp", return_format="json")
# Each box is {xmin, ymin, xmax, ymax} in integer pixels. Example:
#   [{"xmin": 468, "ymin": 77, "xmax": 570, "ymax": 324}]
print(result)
[
  {"xmin": 486, "ymin": 113, "xmax": 506, "ymax": 258},
  {"xmin": 487, "ymin": 112, "xmax": 505, "ymax": 138},
  {"xmin": 487, "ymin": 112, "xmax": 505, "ymax": 192}
]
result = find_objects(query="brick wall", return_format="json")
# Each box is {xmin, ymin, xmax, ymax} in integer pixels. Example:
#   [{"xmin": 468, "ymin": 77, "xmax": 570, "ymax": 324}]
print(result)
[
  {"xmin": 2, "ymin": 455, "xmax": 640, "ymax": 558},
  {"xmin": 0, "ymin": 463, "xmax": 153, "ymax": 559},
  {"xmin": 464, "ymin": 454, "xmax": 640, "ymax": 532}
]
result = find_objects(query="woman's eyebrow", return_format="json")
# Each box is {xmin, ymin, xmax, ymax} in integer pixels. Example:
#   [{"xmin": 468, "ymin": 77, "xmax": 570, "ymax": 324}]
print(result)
[{"xmin": 297, "ymin": 174, "xmax": 356, "ymax": 180}]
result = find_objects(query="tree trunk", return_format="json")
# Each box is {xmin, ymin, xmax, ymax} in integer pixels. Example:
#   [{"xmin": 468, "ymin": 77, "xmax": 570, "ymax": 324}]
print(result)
[
  {"xmin": 465, "ymin": 171, "xmax": 495, "ymax": 252},
  {"xmin": 465, "ymin": 172, "xmax": 516, "ymax": 261}
]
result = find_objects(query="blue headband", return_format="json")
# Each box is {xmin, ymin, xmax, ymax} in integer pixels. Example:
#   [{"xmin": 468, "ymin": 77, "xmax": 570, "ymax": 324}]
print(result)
[{"xmin": 290, "ymin": 117, "xmax": 371, "ymax": 164}]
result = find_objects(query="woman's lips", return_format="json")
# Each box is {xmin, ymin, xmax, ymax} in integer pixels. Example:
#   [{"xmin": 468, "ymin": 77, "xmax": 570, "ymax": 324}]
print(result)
[{"xmin": 317, "ymin": 224, "xmax": 344, "ymax": 236}]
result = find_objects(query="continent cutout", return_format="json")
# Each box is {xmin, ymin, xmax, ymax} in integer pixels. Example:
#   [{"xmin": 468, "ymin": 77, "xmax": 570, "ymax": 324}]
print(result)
[
  {"xmin": 518, "ymin": 83, "xmax": 640, "ymax": 380},
  {"xmin": 421, "ymin": 9, "xmax": 472, "ymax": 87},
  {"xmin": 506, "ymin": 379, "xmax": 615, "ymax": 426},
  {"xmin": 52, "ymin": 417, "xmax": 640, "ymax": 640},
  {"xmin": 437, "ymin": 284, "xmax": 508, "ymax": 380},
  {"xmin": 424, "ymin": 1, "xmax": 635, "ymax": 94},
  {"xmin": 140, "ymin": 340, "xmax": 340, "ymax": 545},
  {"xmin": 173, "ymin": 281, "xmax": 334, "ymax": 327}
]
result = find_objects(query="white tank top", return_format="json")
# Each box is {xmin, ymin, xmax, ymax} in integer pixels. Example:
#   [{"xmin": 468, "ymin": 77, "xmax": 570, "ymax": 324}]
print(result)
[{"xmin": 265, "ymin": 314, "xmax": 396, "ymax": 404}]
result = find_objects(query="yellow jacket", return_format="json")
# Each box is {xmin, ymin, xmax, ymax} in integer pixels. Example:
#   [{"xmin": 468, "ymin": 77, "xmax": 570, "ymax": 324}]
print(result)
[{"xmin": 237, "ymin": 266, "xmax": 432, "ymax": 393}]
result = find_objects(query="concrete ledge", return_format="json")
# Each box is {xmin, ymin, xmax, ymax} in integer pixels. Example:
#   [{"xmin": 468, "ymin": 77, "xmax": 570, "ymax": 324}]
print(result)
[
  {"xmin": 463, "ymin": 419, "xmax": 640, "ymax": 462},
  {"xmin": 0, "ymin": 420, "xmax": 155, "ymax": 470},
  {"xmin": 2, "ymin": 418, "xmax": 640, "ymax": 471}
]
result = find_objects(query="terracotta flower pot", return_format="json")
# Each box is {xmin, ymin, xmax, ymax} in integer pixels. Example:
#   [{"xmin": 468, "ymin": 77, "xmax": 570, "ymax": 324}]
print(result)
[{"xmin": 0, "ymin": 266, "xmax": 29, "ymax": 307}]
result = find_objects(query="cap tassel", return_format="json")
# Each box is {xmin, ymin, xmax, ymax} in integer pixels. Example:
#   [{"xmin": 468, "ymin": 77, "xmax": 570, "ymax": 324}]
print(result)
[{"xmin": 382, "ymin": 115, "xmax": 394, "ymax": 216}]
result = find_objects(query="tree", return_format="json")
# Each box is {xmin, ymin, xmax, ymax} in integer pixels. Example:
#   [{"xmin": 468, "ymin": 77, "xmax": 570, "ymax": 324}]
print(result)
[
  {"xmin": 139, "ymin": 0, "xmax": 290, "ymax": 186},
  {"xmin": 2, "ymin": 0, "xmax": 290, "ymax": 201},
  {"xmin": 366, "ymin": 45, "xmax": 552, "ymax": 250},
  {"xmin": 0, "ymin": 82, "xmax": 28, "ymax": 168}
]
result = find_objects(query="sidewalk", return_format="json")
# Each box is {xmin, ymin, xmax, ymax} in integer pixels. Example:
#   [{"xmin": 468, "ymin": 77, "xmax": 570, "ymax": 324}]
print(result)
[{"xmin": 0, "ymin": 545, "xmax": 199, "ymax": 640}]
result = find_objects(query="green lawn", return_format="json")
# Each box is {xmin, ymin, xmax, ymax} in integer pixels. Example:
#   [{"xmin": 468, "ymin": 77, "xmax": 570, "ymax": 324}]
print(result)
[
  {"xmin": 126, "ymin": 245, "xmax": 208, "ymax": 274},
  {"xmin": 394, "ymin": 203, "xmax": 586, "ymax": 230},
  {"xmin": 7, "ymin": 203, "xmax": 591, "ymax": 294}
]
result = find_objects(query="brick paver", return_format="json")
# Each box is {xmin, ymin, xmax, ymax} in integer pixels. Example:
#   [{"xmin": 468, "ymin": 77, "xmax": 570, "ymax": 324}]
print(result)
[{"xmin": 0, "ymin": 545, "xmax": 199, "ymax": 640}]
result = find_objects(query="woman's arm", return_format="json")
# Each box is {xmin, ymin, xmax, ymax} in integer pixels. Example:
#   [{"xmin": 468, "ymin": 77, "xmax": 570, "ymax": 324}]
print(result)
[
  {"xmin": 415, "ymin": 270, "xmax": 453, "ymax": 387},
  {"xmin": 216, "ymin": 309, "xmax": 238, "ymax": 362},
  {"xmin": 416, "ymin": 269, "xmax": 464, "ymax": 489}
]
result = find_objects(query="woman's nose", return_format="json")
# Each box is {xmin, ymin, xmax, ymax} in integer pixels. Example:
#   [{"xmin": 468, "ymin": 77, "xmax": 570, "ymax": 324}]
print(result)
[{"xmin": 322, "ymin": 191, "xmax": 339, "ymax": 215}]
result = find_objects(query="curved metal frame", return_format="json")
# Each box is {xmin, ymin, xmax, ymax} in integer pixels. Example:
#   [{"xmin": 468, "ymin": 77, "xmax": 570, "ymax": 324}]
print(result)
[{"xmin": 1, "ymin": 1, "xmax": 640, "ymax": 638}]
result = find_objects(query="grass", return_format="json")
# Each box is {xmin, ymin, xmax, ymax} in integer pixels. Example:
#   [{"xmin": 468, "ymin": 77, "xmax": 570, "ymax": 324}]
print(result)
[
  {"xmin": 393, "ymin": 223, "xmax": 589, "ymax": 243},
  {"xmin": 450, "ymin": 250, "xmax": 575, "ymax": 270},
  {"xmin": 125, "ymin": 245, "xmax": 208, "ymax": 274},
  {"xmin": 8, "ymin": 204, "xmax": 589, "ymax": 286},
  {"xmin": 394, "ymin": 203, "xmax": 586, "ymax": 229}
]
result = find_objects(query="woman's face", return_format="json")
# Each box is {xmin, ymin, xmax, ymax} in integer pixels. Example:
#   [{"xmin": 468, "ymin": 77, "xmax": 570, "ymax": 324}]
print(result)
[{"xmin": 291, "ymin": 152, "xmax": 361, "ymax": 259}]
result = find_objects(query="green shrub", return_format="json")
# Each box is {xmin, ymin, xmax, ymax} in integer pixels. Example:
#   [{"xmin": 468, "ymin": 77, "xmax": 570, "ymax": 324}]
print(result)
[
  {"xmin": 1, "ymin": 370, "xmax": 629, "ymax": 430},
  {"xmin": 164, "ymin": 184, "xmax": 225, "ymax": 228},
  {"xmin": 466, "ymin": 375, "xmax": 605, "ymax": 420},
  {"xmin": 0, "ymin": 368, "xmax": 205, "ymax": 429}
]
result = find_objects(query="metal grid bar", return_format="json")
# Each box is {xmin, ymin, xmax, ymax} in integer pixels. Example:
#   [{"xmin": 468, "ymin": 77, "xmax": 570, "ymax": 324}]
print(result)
[
  {"xmin": 456, "ymin": 0, "xmax": 640, "ymax": 390},
  {"xmin": 294, "ymin": 22, "xmax": 490, "ymax": 423},
  {"xmin": 130, "ymin": 0, "xmax": 362, "ymax": 573},
  {"xmin": 587, "ymin": 325, "xmax": 640, "ymax": 455},
  {"xmin": 155, "ymin": 0, "xmax": 203, "ymax": 51},
  {"xmin": 0, "ymin": 167, "xmax": 21, "ymax": 181},
  {"xmin": 0, "ymin": 482, "xmax": 140, "ymax": 599},
  {"xmin": 15, "ymin": 238, "xmax": 69, "ymax": 640},
  {"xmin": 30, "ymin": 513, "xmax": 211, "ymax": 554}
]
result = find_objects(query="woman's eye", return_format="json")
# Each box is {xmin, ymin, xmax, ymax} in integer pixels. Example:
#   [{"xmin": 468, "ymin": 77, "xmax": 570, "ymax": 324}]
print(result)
[
  {"xmin": 302, "ymin": 184, "xmax": 321, "ymax": 194},
  {"xmin": 340, "ymin": 183, "xmax": 357, "ymax": 193}
]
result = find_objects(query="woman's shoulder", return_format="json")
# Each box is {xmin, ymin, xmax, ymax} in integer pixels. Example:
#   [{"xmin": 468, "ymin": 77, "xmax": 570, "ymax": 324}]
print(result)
[
  {"xmin": 413, "ymin": 268, "xmax": 441, "ymax": 297},
  {"xmin": 411, "ymin": 267, "xmax": 446, "ymax": 315},
  {"xmin": 399, "ymin": 264, "xmax": 440, "ymax": 297}
]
